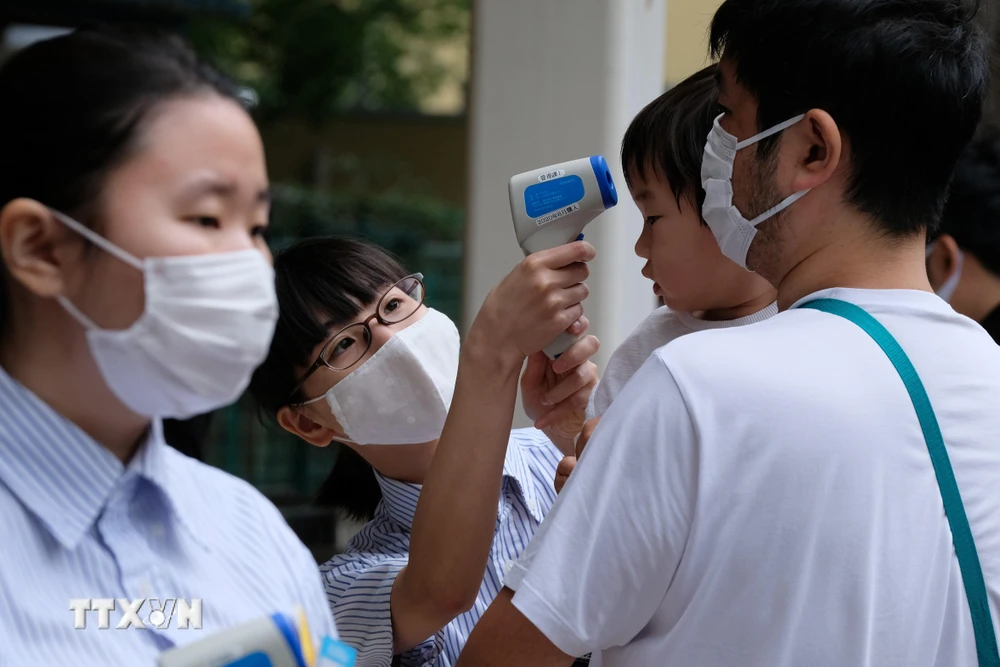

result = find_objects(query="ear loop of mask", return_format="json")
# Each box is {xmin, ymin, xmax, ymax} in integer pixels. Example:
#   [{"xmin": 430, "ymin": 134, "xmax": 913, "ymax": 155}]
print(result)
[
  {"xmin": 736, "ymin": 114, "xmax": 810, "ymax": 227},
  {"xmin": 735, "ymin": 114, "xmax": 806, "ymax": 151},
  {"xmin": 49, "ymin": 209, "xmax": 146, "ymax": 331},
  {"xmin": 926, "ymin": 241, "xmax": 964, "ymax": 301},
  {"xmin": 50, "ymin": 209, "xmax": 145, "ymax": 271},
  {"xmin": 279, "ymin": 392, "xmax": 359, "ymax": 449},
  {"xmin": 748, "ymin": 189, "xmax": 811, "ymax": 227},
  {"xmin": 292, "ymin": 380, "xmax": 361, "ymax": 445}
]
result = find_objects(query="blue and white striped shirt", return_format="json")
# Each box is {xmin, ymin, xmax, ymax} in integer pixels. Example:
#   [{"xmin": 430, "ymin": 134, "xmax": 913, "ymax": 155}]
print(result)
[
  {"xmin": 320, "ymin": 428, "xmax": 562, "ymax": 667},
  {"xmin": 0, "ymin": 365, "xmax": 337, "ymax": 666}
]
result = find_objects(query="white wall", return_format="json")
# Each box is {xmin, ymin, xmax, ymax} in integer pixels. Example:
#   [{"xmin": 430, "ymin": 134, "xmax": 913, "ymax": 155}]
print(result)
[{"xmin": 464, "ymin": 0, "xmax": 665, "ymax": 426}]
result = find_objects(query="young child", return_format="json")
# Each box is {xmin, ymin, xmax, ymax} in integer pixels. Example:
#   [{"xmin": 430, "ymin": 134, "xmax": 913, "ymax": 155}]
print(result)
[{"xmin": 556, "ymin": 64, "xmax": 777, "ymax": 491}]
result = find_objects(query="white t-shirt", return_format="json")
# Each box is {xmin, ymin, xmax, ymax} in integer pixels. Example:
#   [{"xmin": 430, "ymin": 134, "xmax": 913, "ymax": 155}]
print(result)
[
  {"xmin": 507, "ymin": 288, "xmax": 1000, "ymax": 667},
  {"xmin": 586, "ymin": 304, "xmax": 778, "ymax": 420}
]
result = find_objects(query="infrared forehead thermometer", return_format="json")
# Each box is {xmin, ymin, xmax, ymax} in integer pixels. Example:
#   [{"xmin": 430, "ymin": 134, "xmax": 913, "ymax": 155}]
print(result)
[{"xmin": 509, "ymin": 156, "xmax": 619, "ymax": 358}]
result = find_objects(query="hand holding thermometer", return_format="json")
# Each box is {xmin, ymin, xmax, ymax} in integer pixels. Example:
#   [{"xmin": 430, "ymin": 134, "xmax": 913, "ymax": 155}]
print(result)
[{"xmin": 509, "ymin": 156, "xmax": 619, "ymax": 358}]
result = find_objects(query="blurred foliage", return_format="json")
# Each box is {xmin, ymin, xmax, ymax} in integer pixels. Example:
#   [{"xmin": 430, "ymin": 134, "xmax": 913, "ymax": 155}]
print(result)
[
  {"xmin": 182, "ymin": 0, "xmax": 470, "ymax": 557},
  {"xmin": 263, "ymin": 153, "xmax": 467, "ymax": 322},
  {"xmin": 266, "ymin": 153, "xmax": 464, "ymax": 241},
  {"xmin": 187, "ymin": 3, "xmax": 469, "ymax": 271},
  {"xmin": 188, "ymin": 0, "xmax": 469, "ymax": 123},
  {"xmin": 269, "ymin": 183, "xmax": 464, "ymax": 241}
]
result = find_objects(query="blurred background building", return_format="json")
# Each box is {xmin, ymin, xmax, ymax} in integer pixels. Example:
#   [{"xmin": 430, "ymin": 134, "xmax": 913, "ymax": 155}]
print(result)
[{"xmin": 0, "ymin": 0, "xmax": 805, "ymax": 559}]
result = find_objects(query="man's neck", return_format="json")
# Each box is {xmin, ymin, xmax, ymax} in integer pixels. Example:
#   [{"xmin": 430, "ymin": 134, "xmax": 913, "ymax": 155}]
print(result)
[{"xmin": 774, "ymin": 221, "xmax": 931, "ymax": 311}]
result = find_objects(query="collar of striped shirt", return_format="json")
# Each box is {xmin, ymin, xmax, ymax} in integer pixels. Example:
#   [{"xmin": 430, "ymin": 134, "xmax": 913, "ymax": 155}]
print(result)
[
  {"xmin": 373, "ymin": 434, "xmax": 549, "ymax": 529},
  {"xmin": 0, "ymin": 365, "xmax": 208, "ymax": 552}
]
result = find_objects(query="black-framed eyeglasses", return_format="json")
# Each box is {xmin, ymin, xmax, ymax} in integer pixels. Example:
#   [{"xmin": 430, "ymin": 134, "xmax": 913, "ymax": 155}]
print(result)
[{"xmin": 287, "ymin": 273, "xmax": 425, "ymax": 406}]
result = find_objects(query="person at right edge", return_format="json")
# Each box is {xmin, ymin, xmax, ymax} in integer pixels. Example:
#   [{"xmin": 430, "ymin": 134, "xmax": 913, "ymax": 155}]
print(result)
[
  {"xmin": 457, "ymin": 1, "xmax": 1000, "ymax": 666},
  {"xmin": 927, "ymin": 128, "xmax": 1000, "ymax": 343}
]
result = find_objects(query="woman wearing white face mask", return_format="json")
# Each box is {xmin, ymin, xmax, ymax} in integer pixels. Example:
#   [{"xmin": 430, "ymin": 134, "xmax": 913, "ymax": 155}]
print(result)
[
  {"xmin": 0, "ymin": 30, "xmax": 336, "ymax": 665},
  {"xmin": 249, "ymin": 236, "xmax": 599, "ymax": 666}
]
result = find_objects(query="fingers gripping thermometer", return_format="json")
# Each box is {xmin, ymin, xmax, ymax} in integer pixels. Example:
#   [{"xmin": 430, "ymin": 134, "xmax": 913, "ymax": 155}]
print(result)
[{"xmin": 509, "ymin": 156, "xmax": 619, "ymax": 358}]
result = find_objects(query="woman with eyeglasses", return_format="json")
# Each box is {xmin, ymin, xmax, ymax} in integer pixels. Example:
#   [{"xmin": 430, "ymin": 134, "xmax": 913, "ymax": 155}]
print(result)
[{"xmin": 249, "ymin": 236, "xmax": 599, "ymax": 666}]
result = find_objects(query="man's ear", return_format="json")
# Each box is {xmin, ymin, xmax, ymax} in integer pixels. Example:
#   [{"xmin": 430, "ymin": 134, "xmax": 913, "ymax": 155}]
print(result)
[
  {"xmin": 928, "ymin": 234, "xmax": 962, "ymax": 290},
  {"xmin": 0, "ymin": 198, "xmax": 75, "ymax": 299},
  {"xmin": 785, "ymin": 109, "xmax": 842, "ymax": 195},
  {"xmin": 277, "ymin": 405, "xmax": 337, "ymax": 448}
]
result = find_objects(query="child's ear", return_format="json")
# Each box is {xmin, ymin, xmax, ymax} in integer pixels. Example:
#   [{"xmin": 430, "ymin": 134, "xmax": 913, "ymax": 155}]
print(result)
[{"xmin": 277, "ymin": 406, "xmax": 336, "ymax": 448}]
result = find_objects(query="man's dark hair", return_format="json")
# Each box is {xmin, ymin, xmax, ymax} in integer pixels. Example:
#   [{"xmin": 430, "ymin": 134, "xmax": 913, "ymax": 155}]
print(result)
[
  {"xmin": 709, "ymin": 0, "xmax": 989, "ymax": 236},
  {"xmin": 249, "ymin": 236, "xmax": 410, "ymax": 522},
  {"xmin": 0, "ymin": 27, "xmax": 241, "ymax": 334},
  {"xmin": 621, "ymin": 64, "xmax": 720, "ymax": 216},
  {"xmin": 938, "ymin": 127, "xmax": 1000, "ymax": 277}
]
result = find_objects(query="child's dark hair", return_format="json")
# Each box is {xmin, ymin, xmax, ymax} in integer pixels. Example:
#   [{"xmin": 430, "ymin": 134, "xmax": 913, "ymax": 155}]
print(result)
[
  {"xmin": 0, "ymin": 27, "xmax": 241, "ymax": 334},
  {"xmin": 620, "ymin": 64, "xmax": 720, "ymax": 214},
  {"xmin": 249, "ymin": 236, "xmax": 410, "ymax": 522}
]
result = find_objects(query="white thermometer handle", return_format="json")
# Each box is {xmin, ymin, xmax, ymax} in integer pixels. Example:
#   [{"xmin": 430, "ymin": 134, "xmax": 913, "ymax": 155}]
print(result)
[
  {"xmin": 544, "ymin": 330, "xmax": 582, "ymax": 359},
  {"xmin": 508, "ymin": 156, "xmax": 619, "ymax": 360}
]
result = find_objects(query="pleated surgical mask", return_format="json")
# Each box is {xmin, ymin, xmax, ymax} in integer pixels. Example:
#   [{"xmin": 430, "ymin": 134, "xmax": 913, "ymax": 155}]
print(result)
[
  {"xmin": 701, "ymin": 114, "xmax": 811, "ymax": 269},
  {"xmin": 53, "ymin": 210, "xmax": 278, "ymax": 418}
]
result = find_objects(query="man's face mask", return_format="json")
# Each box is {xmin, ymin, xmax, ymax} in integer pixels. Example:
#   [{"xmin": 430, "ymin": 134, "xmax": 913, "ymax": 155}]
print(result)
[{"xmin": 700, "ymin": 114, "xmax": 811, "ymax": 269}]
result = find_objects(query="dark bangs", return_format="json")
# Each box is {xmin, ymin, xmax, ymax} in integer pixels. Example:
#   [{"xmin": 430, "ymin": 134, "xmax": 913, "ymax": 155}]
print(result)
[
  {"xmin": 249, "ymin": 236, "xmax": 408, "ymax": 417},
  {"xmin": 621, "ymin": 65, "xmax": 720, "ymax": 213}
]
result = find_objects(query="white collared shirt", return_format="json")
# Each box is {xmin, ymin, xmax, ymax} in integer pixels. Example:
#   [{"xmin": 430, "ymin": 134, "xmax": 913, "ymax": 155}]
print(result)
[
  {"xmin": 0, "ymin": 366, "xmax": 337, "ymax": 665},
  {"xmin": 509, "ymin": 288, "xmax": 1000, "ymax": 667}
]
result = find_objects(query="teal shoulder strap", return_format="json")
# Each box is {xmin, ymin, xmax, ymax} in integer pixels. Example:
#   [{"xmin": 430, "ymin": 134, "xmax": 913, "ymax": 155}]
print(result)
[{"xmin": 798, "ymin": 298, "xmax": 999, "ymax": 667}]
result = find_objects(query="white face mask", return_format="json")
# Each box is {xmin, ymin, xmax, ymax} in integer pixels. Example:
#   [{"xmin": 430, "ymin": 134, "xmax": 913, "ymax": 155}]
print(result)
[
  {"xmin": 52, "ymin": 210, "xmax": 278, "ymax": 419},
  {"xmin": 701, "ymin": 113, "xmax": 811, "ymax": 269},
  {"xmin": 305, "ymin": 308, "xmax": 460, "ymax": 445},
  {"xmin": 926, "ymin": 241, "xmax": 964, "ymax": 303}
]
